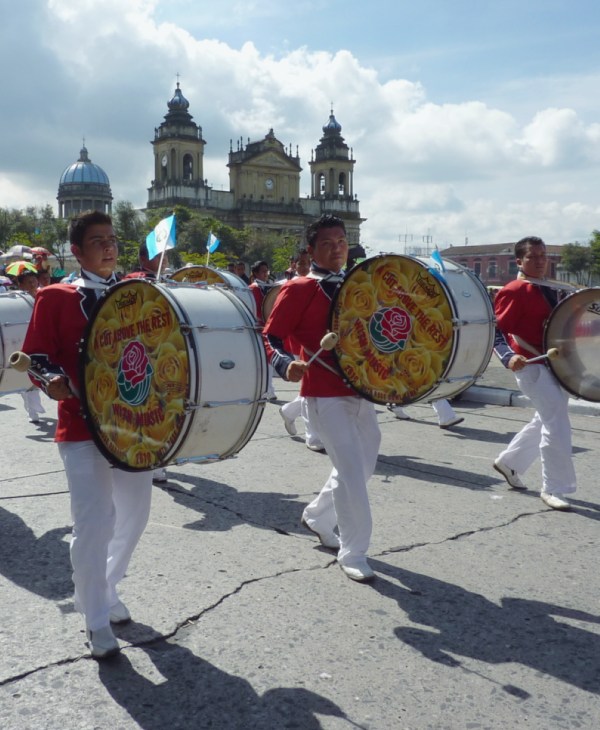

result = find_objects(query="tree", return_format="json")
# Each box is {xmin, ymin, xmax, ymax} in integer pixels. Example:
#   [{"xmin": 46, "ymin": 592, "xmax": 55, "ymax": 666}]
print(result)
[{"xmin": 561, "ymin": 242, "xmax": 593, "ymax": 286}]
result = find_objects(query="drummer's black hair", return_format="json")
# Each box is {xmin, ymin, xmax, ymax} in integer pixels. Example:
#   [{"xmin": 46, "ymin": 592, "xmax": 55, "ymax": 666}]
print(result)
[
  {"xmin": 306, "ymin": 214, "xmax": 346, "ymax": 247},
  {"xmin": 515, "ymin": 236, "xmax": 545, "ymax": 259},
  {"xmin": 69, "ymin": 210, "xmax": 113, "ymax": 247},
  {"xmin": 251, "ymin": 260, "xmax": 269, "ymax": 275}
]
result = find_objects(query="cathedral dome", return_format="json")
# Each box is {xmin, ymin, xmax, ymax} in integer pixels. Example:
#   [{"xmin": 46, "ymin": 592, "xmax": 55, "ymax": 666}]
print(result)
[
  {"xmin": 57, "ymin": 144, "xmax": 112, "ymax": 218},
  {"xmin": 168, "ymin": 82, "xmax": 190, "ymax": 112},
  {"xmin": 59, "ymin": 145, "xmax": 110, "ymax": 186}
]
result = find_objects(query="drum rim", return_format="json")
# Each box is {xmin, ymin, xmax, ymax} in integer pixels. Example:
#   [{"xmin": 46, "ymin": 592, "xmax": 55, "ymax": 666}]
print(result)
[
  {"xmin": 79, "ymin": 279, "xmax": 199, "ymax": 471},
  {"xmin": 329, "ymin": 253, "xmax": 459, "ymax": 406},
  {"xmin": 544, "ymin": 287, "xmax": 600, "ymax": 402},
  {"xmin": 0, "ymin": 291, "xmax": 34, "ymax": 385}
]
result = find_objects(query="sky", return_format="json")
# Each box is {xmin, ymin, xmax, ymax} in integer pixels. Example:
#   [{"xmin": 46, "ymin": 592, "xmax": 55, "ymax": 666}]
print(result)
[{"xmin": 2, "ymin": 0, "xmax": 600, "ymax": 254}]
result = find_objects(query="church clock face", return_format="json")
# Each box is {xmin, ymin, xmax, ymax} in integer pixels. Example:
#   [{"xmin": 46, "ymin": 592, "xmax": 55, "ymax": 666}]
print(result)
[
  {"xmin": 161, "ymin": 154, "xmax": 168, "ymax": 167},
  {"xmin": 265, "ymin": 177, "xmax": 274, "ymax": 190}
]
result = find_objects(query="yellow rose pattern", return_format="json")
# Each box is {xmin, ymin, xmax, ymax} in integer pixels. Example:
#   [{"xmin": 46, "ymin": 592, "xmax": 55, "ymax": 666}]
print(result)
[
  {"xmin": 331, "ymin": 255, "xmax": 455, "ymax": 405},
  {"xmin": 170, "ymin": 265, "xmax": 225, "ymax": 284},
  {"xmin": 83, "ymin": 280, "xmax": 190, "ymax": 470}
]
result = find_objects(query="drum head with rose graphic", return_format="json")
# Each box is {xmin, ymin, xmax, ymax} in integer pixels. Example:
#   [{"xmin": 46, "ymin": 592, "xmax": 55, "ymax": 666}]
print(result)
[
  {"xmin": 79, "ymin": 279, "xmax": 192, "ymax": 471},
  {"xmin": 329, "ymin": 254, "xmax": 456, "ymax": 405}
]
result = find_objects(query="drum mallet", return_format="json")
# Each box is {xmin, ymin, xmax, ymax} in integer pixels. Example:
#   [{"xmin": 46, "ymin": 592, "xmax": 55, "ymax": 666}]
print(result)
[
  {"xmin": 9, "ymin": 351, "xmax": 55, "ymax": 387},
  {"xmin": 306, "ymin": 332, "xmax": 339, "ymax": 366},
  {"xmin": 524, "ymin": 348, "xmax": 559, "ymax": 365}
]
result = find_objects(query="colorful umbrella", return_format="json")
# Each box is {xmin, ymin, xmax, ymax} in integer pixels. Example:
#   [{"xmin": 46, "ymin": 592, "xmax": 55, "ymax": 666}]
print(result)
[
  {"xmin": 31, "ymin": 246, "xmax": 51, "ymax": 256},
  {"xmin": 5, "ymin": 260, "xmax": 38, "ymax": 277}
]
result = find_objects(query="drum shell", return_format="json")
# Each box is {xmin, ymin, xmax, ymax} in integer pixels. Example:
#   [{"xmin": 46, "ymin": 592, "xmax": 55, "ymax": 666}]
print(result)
[
  {"xmin": 416, "ymin": 257, "xmax": 495, "ymax": 402},
  {"xmin": 544, "ymin": 287, "xmax": 600, "ymax": 402},
  {"xmin": 0, "ymin": 291, "xmax": 34, "ymax": 394},
  {"xmin": 80, "ymin": 280, "xmax": 267, "ymax": 470},
  {"xmin": 170, "ymin": 265, "xmax": 257, "ymax": 318},
  {"xmin": 261, "ymin": 281, "xmax": 285, "ymax": 322},
  {"xmin": 330, "ymin": 254, "xmax": 494, "ymax": 405}
]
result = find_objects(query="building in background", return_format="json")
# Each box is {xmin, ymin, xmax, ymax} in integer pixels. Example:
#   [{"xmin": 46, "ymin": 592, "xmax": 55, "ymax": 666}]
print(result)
[
  {"xmin": 146, "ymin": 84, "xmax": 364, "ymax": 245},
  {"xmin": 57, "ymin": 144, "xmax": 113, "ymax": 218}
]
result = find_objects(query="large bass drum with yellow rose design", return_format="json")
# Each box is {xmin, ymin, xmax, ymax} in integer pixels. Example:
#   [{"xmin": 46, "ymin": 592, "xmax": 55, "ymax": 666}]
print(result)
[
  {"xmin": 170, "ymin": 265, "xmax": 257, "ymax": 318},
  {"xmin": 79, "ymin": 279, "xmax": 267, "ymax": 471},
  {"xmin": 329, "ymin": 254, "xmax": 494, "ymax": 405}
]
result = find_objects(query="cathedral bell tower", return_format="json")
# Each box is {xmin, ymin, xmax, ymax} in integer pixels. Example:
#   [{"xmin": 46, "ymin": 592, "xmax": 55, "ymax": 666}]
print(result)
[
  {"xmin": 309, "ymin": 108, "xmax": 355, "ymax": 200},
  {"xmin": 147, "ymin": 83, "xmax": 207, "ymax": 209}
]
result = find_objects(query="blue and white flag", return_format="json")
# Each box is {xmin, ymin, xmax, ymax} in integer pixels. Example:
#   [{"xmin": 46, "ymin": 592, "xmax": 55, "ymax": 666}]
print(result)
[
  {"xmin": 206, "ymin": 231, "xmax": 220, "ymax": 254},
  {"xmin": 146, "ymin": 214, "xmax": 176, "ymax": 260},
  {"xmin": 430, "ymin": 247, "xmax": 446, "ymax": 272}
]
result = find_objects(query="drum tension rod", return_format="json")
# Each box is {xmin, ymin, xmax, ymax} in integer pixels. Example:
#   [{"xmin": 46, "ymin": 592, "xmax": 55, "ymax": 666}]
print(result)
[{"xmin": 180, "ymin": 324, "xmax": 249, "ymax": 334}]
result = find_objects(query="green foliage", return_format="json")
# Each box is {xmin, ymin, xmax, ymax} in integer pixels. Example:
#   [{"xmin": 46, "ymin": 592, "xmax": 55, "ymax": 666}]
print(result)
[{"xmin": 561, "ymin": 242, "xmax": 593, "ymax": 286}]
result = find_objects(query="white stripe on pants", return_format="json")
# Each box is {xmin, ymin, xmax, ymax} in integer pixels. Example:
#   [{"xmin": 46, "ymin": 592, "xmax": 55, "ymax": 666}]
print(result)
[
  {"xmin": 58, "ymin": 441, "xmax": 152, "ymax": 631},
  {"xmin": 304, "ymin": 397, "xmax": 380, "ymax": 564},
  {"xmin": 497, "ymin": 364, "xmax": 576, "ymax": 494}
]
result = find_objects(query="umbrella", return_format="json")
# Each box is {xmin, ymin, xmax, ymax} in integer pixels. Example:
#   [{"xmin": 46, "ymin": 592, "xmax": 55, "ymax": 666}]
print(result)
[
  {"xmin": 5, "ymin": 260, "xmax": 38, "ymax": 277},
  {"xmin": 0, "ymin": 275, "xmax": 12, "ymax": 286},
  {"xmin": 31, "ymin": 246, "xmax": 51, "ymax": 256},
  {"xmin": 5, "ymin": 244, "xmax": 33, "ymax": 258}
]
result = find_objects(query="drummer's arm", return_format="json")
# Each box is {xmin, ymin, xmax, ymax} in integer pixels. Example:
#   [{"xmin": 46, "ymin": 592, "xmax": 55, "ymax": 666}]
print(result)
[
  {"xmin": 493, "ymin": 328, "xmax": 526, "ymax": 371},
  {"xmin": 263, "ymin": 332, "xmax": 298, "ymax": 381}
]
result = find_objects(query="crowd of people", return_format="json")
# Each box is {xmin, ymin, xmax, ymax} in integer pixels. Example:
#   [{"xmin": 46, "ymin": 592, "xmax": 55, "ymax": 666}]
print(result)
[{"xmin": 4, "ymin": 209, "xmax": 580, "ymax": 659}]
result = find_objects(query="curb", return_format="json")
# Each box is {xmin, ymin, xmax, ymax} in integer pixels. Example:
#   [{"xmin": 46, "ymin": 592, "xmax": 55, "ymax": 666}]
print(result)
[{"xmin": 461, "ymin": 385, "xmax": 600, "ymax": 417}]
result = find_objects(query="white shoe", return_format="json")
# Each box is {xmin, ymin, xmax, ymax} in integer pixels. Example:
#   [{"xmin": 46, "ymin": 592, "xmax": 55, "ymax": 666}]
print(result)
[
  {"xmin": 279, "ymin": 407, "xmax": 297, "ymax": 436},
  {"xmin": 439, "ymin": 416, "xmax": 464, "ymax": 429},
  {"xmin": 339, "ymin": 558, "xmax": 375, "ymax": 582},
  {"xmin": 493, "ymin": 458, "xmax": 526, "ymax": 490},
  {"xmin": 86, "ymin": 625, "xmax": 120, "ymax": 659},
  {"xmin": 152, "ymin": 467, "xmax": 167, "ymax": 483},
  {"xmin": 301, "ymin": 518, "xmax": 340, "ymax": 549},
  {"xmin": 306, "ymin": 442, "xmax": 326, "ymax": 453},
  {"xmin": 541, "ymin": 493, "xmax": 571, "ymax": 511},
  {"xmin": 109, "ymin": 600, "xmax": 131, "ymax": 624},
  {"xmin": 388, "ymin": 405, "xmax": 410, "ymax": 420}
]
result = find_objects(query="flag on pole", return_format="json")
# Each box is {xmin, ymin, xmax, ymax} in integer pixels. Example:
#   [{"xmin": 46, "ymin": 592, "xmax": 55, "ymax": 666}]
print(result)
[
  {"xmin": 146, "ymin": 214, "xmax": 176, "ymax": 260},
  {"xmin": 206, "ymin": 231, "xmax": 220, "ymax": 254},
  {"xmin": 430, "ymin": 247, "xmax": 446, "ymax": 272}
]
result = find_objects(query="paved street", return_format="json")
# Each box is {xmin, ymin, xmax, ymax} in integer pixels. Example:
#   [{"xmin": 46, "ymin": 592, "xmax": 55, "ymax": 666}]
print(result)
[{"xmin": 1, "ymin": 372, "xmax": 599, "ymax": 729}]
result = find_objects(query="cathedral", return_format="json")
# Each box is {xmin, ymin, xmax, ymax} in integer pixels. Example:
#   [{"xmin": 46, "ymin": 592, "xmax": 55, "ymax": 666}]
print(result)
[
  {"xmin": 146, "ymin": 83, "xmax": 364, "ymax": 245},
  {"xmin": 56, "ymin": 84, "xmax": 364, "ymax": 246}
]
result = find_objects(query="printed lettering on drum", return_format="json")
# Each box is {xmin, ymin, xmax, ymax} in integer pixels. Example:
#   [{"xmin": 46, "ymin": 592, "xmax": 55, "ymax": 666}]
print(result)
[{"xmin": 83, "ymin": 281, "xmax": 189, "ymax": 470}]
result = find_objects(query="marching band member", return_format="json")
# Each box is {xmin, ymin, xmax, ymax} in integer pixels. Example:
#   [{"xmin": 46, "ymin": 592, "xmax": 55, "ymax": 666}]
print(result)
[
  {"xmin": 22, "ymin": 210, "xmax": 153, "ymax": 658},
  {"xmin": 264, "ymin": 214, "xmax": 381, "ymax": 582},
  {"xmin": 250, "ymin": 259, "xmax": 277, "ymax": 401},
  {"xmin": 493, "ymin": 236, "xmax": 575, "ymax": 510}
]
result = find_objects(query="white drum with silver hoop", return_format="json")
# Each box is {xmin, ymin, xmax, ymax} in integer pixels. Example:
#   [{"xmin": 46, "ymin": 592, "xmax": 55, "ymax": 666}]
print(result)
[
  {"xmin": 170, "ymin": 265, "xmax": 257, "ymax": 318},
  {"xmin": 0, "ymin": 291, "xmax": 34, "ymax": 394},
  {"xmin": 329, "ymin": 254, "xmax": 494, "ymax": 405},
  {"xmin": 544, "ymin": 287, "xmax": 600, "ymax": 402},
  {"xmin": 79, "ymin": 279, "xmax": 267, "ymax": 470}
]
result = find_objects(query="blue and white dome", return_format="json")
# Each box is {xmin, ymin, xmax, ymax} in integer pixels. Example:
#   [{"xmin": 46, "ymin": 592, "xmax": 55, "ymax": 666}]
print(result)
[{"xmin": 59, "ymin": 145, "xmax": 110, "ymax": 186}]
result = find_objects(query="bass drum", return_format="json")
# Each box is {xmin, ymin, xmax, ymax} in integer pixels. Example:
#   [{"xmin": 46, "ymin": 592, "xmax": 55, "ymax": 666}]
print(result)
[
  {"xmin": 170, "ymin": 265, "xmax": 257, "ymax": 318},
  {"xmin": 329, "ymin": 254, "xmax": 494, "ymax": 405},
  {"xmin": 544, "ymin": 287, "xmax": 600, "ymax": 402},
  {"xmin": 261, "ymin": 280, "xmax": 286, "ymax": 322},
  {"xmin": 0, "ymin": 291, "xmax": 34, "ymax": 394},
  {"xmin": 79, "ymin": 279, "xmax": 267, "ymax": 471}
]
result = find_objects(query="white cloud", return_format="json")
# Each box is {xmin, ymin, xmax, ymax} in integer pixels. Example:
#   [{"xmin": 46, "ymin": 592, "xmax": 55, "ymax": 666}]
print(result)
[{"xmin": 1, "ymin": 0, "xmax": 600, "ymax": 252}]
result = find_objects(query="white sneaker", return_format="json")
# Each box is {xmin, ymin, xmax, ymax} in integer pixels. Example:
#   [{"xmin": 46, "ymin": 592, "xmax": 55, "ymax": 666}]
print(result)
[
  {"xmin": 439, "ymin": 416, "xmax": 464, "ymax": 429},
  {"xmin": 109, "ymin": 600, "xmax": 131, "ymax": 624},
  {"xmin": 301, "ymin": 517, "xmax": 340, "ymax": 549},
  {"xmin": 339, "ymin": 558, "xmax": 375, "ymax": 582},
  {"xmin": 493, "ymin": 458, "xmax": 526, "ymax": 490},
  {"xmin": 388, "ymin": 405, "xmax": 410, "ymax": 420},
  {"xmin": 152, "ymin": 467, "xmax": 167, "ymax": 483},
  {"xmin": 306, "ymin": 442, "xmax": 326, "ymax": 453},
  {"xmin": 86, "ymin": 625, "xmax": 120, "ymax": 659},
  {"xmin": 541, "ymin": 493, "xmax": 571, "ymax": 511},
  {"xmin": 279, "ymin": 407, "xmax": 297, "ymax": 436}
]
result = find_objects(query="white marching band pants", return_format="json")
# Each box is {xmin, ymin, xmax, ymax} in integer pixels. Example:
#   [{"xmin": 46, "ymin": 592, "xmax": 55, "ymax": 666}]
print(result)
[
  {"xmin": 58, "ymin": 441, "xmax": 152, "ymax": 631},
  {"xmin": 280, "ymin": 394, "xmax": 323, "ymax": 447},
  {"xmin": 303, "ymin": 396, "xmax": 381, "ymax": 564},
  {"xmin": 497, "ymin": 364, "xmax": 576, "ymax": 495}
]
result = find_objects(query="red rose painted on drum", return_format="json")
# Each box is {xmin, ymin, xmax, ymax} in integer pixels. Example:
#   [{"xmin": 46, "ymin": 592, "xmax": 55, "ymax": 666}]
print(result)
[
  {"xmin": 369, "ymin": 306, "xmax": 413, "ymax": 354},
  {"xmin": 117, "ymin": 340, "xmax": 153, "ymax": 406}
]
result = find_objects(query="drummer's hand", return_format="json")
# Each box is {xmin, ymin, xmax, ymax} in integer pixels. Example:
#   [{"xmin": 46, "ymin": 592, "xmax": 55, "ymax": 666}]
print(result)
[
  {"xmin": 286, "ymin": 360, "xmax": 308, "ymax": 382},
  {"xmin": 508, "ymin": 355, "xmax": 527, "ymax": 372},
  {"xmin": 46, "ymin": 376, "xmax": 73, "ymax": 400}
]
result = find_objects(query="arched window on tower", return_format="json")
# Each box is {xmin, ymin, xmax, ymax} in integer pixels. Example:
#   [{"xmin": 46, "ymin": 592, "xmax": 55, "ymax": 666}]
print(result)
[
  {"xmin": 183, "ymin": 154, "xmax": 193, "ymax": 182},
  {"xmin": 338, "ymin": 172, "xmax": 346, "ymax": 196},
  {"xmin": 318, "ymin": 172, "xmax": 326, "ymax": 196}
]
